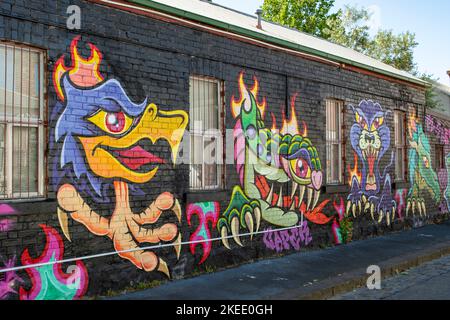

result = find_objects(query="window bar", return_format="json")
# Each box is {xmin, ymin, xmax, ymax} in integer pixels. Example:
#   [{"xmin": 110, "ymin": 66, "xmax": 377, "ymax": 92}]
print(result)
[
  {"xmin": 203, "ymin": 76, "xmax": 206, "ymax": 189},
  {"xmin": 27, "ymin": 48, "xmax": 31, "ymax": 198},
  {"xmin": 11, "ymin": 44, "xmax": 15, "ymax": 199},
  {"xmin": 2, "ymin": 44, "xmax": 6, "ymax": 197},
  {"xmin": 19, "ymin": 47, "xmax": 23, "ymax": 198}
]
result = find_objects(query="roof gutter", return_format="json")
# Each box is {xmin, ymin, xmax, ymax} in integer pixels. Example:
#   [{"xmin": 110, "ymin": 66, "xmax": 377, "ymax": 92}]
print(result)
[{"xmin": 112, "ymin": 0, "xmax": 428, "ymax": 87}]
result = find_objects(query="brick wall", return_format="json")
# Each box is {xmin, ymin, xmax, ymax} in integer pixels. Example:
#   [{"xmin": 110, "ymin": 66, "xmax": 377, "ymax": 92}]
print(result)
[{"xmin": 0, "ymin": 0, "xmax": 448, "ymax": 299}]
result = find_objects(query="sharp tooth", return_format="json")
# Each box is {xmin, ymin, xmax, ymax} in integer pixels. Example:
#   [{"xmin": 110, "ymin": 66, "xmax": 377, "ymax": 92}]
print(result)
[
  {"xmin": 157, "ymin": 258, "xmax": 170, "ymax": 278},
  {"xmin": 306, "ymin": 187, "xmax": 313, "ymax": 211},
  {"xmin": 312, "ymin": 190, "xmax": 320, "ymax": 209},
  {"xmin": 245, "ymin": 212, "xmax": 254, "ymax": 239},
  {"xmin": 254, "ymin": 207, "xmax": 261, "ymax": 233},
  {"xmin": 231, "ymin": 217, "xmax": 243, "ymax": 247},
  {"xmin": 57, "ymin": 207, "xmax": 71, "ymax": 242},
  {"xmin": 277, "ymin": 186, "xmax": 283, "ymax": 207},
  {"xmin": 352, "ymin": 203, "xmax": 356, "ymax": 217},
  {"xmin": 221, "ymin": 226, "xmax": 231, "ymax": 250},
  {"xmin": 346, "ymin": 200, "xmax": 352, "ymax": 216},
  {"xmin": 378, "ymin": 210, "xmax": 384, "ymax": 223},
  {"xmin": 291, "ymin": 182, "xmax": 299, "ymax": 199},
  {"xmin": 298, "ymin": 186, "xmax": 306, "ymax": 208},
  {"xmin": 406, "ymin": 200, "xmax": 411, "ymax": 216},
  {"xmin": 266, "ymin": 184, "xmax": 274, "ymax": 204},
  {"xmin": 422, "ymin": 202, "xmax": 427, "ymax": 216},
  {"xmin": 173, "ymin": 199, "xmax": 182, "ymax": 223},
  {"xmin": 174, "ymin": 233, "xmax": 181, "ymax": 260},
  {"xmin": 370, "ymin": 203, "xmax": 375, "ymax": 220}
]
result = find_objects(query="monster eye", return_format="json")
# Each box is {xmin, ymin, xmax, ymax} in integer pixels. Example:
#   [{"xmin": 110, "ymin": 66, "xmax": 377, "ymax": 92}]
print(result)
[
  {"xmin": 371, "ymin": 117, "xmax": 384, "ymax": 131},
  {"xmin": 292, "ymin": 158, "xmax": 311, "ymax": 179},
  {"xmin": 355, "ymin": 113, "xmax": 368, "ymax": 130},
  {"xmin": 423, "ymin": 156, "xmax": 430, "ymax": 168},
  {"xmin": 87, "ymin": 110, "xmax": 133, "ymax": 135}
]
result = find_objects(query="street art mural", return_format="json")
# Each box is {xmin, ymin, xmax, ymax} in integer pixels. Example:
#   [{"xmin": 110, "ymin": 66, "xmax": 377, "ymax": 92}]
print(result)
[
  {"xmin": 446, "ymin": 154, "xmax": 450, "ymax": 213},
  {"xmin": 394, "ymin": 189, "xmax": 407, "ymax": 219},
  {"xmin": 19, "ymin": 225, "xmax": 88, "ymax": 300},
  {"xmin": 332, "ymin": 197, "xmax": 353, "ymax": 245},
  {"xmin": 51, "ymin": 36, "xmax": 188, "ymax": 277},
  {"xmin": 346, "ymin": 100, "xmax": 396, "ymax": 226},
  {"xmin": 219, "ymin": 72, "xmax": 332, "ymax": 249},
  {"xmin": 187, "ymin": 202, "xmax": 220, "ymax": 265},
  {"xmin": 425, "ymin": 114, "xmax": 450, "ymax": 146},
  {"xmin": 406, "ymin": 118, "xmax": 440, "ymax": 216},
  {"xmin": 0, "ymin": 219, "xmax": 13, "ymax": 232},
  {"xmin": 0, "ymin": 256, "xmax": 23, "ymax": 300},
  {"xmin": 263, "ymin": 221, "xmax": 312, "ymax": 253}
]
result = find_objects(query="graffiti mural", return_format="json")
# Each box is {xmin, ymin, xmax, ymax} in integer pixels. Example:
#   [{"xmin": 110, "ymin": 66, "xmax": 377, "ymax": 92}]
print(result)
[
  {"xmin": 346, "ymin": 100, "xmax": 396, "ymax": 225},
  {"xmin": 0, "ymin": 256, "xmax": 23, "ymax": 300},
  {"xmin": 19, "ymin": 225, "xmax": 88, "ymax": 300},
  {"xmin": 219, "ymin": 72, "xmax": 330, "ymax": 249},
  {"xmin": 425, "ymin": 114, "xmax": 450, "ymax": 145},
  {"xmin": 51, "ymin": 36, "xmax": 188, "ymax": 276},
  {"xmin": 187, "ymin": 202, "xmax": 220, "ymax": 265},
  {"xmin": 0, "ymin": 204, "xmax": 15, "ymax": 215},
  {"xmin": 394, "ymin": 189, "xmax": 407, "ymax": 219},
  {"xmin": 446, "ymin": 154, "xmax": 450, "ymax": 212},
  {"xmin": 0, "ymin": 219, "xmax": 13, "ymax": 232},
  {"xmin": 263, "ymin": 221, "xmax": 312, "ymax": 253},
  {"xmin": 332, "ymin": 197, "xmax": 353, "ymax": 244},
  {"xmin": 406, "ymin": 118, "xmax": 440, "ymax": 216}
]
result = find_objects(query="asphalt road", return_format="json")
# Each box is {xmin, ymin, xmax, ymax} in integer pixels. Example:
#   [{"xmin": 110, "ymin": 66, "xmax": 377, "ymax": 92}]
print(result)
[{"xmin": 331, "ymin": 254, "xmax": 450, "ymax": 300}]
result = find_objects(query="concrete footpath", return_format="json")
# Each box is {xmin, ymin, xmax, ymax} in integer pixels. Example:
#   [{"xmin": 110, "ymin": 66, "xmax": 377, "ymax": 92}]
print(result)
[{"xmin": 110, "ymin": 221, "xmax": 450, "ymax": 300}]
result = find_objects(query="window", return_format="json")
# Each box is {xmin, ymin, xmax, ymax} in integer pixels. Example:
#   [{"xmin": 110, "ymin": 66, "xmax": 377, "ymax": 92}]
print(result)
[
  {"xmin": 394, "ymin": 111, "xmax": 406, "ymax": 181},
  {"xmin": 435, "ymin": 144, "xmax": 444, "ymax": 171},
  {"xmin": 326, "ymin": 99, "xmax": 343, "ymax": 184},
  {"xmin": 189, "ymin": 76, "xmax": 224, "ymax": 190},
  {"xmin": 0, "ymin": 43, "xmax": 45, "ymax": 199}
]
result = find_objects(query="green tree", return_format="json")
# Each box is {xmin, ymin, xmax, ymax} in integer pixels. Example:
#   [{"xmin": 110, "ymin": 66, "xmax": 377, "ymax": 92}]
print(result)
[
  {"xmin": 261, "ymin": 0, "xmax": 341, "ymax": 39},
  {"xmin": 326, "ymin": 5, "xmax": 418, "ymax": 73}
]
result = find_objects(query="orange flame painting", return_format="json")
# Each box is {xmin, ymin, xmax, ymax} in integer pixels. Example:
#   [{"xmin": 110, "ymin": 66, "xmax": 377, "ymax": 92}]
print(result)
[{"xmin": 53, "ymin": 36, "xmax": 105, "ymax": 101}]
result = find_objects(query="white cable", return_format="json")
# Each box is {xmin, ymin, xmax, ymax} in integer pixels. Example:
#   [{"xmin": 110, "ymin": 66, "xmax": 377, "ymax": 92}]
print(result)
[{"xmin": 0, "ymin": 217, "xmax": 308, "ymax": 274}]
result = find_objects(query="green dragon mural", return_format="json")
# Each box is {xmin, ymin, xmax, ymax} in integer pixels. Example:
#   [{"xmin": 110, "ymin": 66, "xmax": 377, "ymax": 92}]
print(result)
[
  {"xmin": 218, "ymin": 73, "xmax": 332, "ymax": 248},
  {"xmin": 406, "ymin": 118, "xmax": 441, "ymax": 216}
]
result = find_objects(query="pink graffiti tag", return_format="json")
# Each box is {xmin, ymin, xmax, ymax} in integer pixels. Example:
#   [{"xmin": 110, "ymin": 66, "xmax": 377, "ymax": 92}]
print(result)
[
  {"xmin": 394, "ymin": 189, "xmax": 407, "ymax": 219},
  {"xmin": 187, "ymin": 202, "xmax": 220, "ymax": 265},
  {"xmin": 263, "ymin": 221, "xmax": 312, "ymax": 253},
  {"xmin": 0, "ymin": 204, "xmax": 15, "ymax": 216},
  {"xmin": 425, "ymin": 115, "xmax": 450, "ymax": 145},
  {"xmin": 0, "ymin": 219, "xmax": 13, "ymax": 232},
  {"xmin": 0, "ymin": 256, "xmax": 23, "ymax": 300},
  {"xmin": 332, "ymin": 197, "xmax": 345, "ymax": 244}
]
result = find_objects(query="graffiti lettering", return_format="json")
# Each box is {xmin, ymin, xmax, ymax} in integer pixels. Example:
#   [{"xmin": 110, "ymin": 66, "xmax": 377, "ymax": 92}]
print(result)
[{"xmin": 263, "ymin": 221, "xmax": 312, "ymax": 253}]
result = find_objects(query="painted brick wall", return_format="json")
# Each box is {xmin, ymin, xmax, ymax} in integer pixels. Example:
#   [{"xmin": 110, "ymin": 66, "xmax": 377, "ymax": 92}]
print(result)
[{"xmin": 0, "ymin": 0, "xmax": 448, "ymax": 300}]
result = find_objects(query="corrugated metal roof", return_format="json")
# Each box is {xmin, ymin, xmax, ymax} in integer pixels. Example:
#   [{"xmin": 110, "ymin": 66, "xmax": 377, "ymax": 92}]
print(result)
[{"xmin": 127, "ymin": 0, "xmax": 426, "ymax": 86}]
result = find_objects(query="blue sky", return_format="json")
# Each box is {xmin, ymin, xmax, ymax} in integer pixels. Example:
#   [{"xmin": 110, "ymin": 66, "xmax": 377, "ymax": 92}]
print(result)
[{"xmin": 213, "ymin": 0, "xmax": 450, "ymax": 85}]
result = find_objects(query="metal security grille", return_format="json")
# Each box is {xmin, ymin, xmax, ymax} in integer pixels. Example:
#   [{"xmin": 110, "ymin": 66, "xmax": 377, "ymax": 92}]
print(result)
[
  {"xmin": 435, "ymin": 144, "xmax": 444, "ymax": 171},
  {"xmin": 394, "ymin": 110, "xmax": 406, "ymax": 181},
  {"xmin": 0, "ymin": 42, "xmax": 46, "ymax": 199},
  {"xmin": 326, "ymin": 99, "xmax": 344, "ymax": 184},
  {"xmin": 189, "ymin": 76, "xmax": 224, "ymax": 190}
]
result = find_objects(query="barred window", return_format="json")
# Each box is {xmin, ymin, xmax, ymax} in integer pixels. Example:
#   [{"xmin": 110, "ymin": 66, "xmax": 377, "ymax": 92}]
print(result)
[
  {"xmin": 189, "ymin": 76, "xmax": 224, "ymax": 190},
  {"xmin": 0, "ymin": 43, "xmax": 45, "ymax": 199},
  {"xmin": 435, "ymin": 144, "xmax": 444, "ymax": 171},
  {"xmin": 394, "ymin": 110, "xmax": 406, "ymax": 181},
  {"xmin": 326, "ymin": 99, "xmax": 343, "ymax": 184}
]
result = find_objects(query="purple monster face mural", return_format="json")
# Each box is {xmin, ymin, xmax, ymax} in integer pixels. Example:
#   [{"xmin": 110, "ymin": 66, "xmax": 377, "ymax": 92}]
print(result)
[{"xmin": 347, "ymin": 100, "xmax": 396, "ymax": 225}]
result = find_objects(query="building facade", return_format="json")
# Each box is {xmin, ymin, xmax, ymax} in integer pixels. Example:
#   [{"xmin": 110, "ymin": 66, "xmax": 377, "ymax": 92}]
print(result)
[{"xmin": 0, "ymin": 0, "xmax": 449, "ymax": 299}]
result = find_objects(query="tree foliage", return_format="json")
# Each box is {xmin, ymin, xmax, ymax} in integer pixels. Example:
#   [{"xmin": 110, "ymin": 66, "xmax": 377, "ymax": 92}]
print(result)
[
  {"xmin": 261, "ymin": 0, "xmax": 340, "ymax": 39},
  {"xmin": 325, "ymin": 5, "xmax": 418, "ymax": 73}
]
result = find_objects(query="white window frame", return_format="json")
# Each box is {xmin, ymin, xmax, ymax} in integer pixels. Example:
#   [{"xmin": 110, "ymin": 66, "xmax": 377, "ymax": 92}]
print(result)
[
  {"xmin": 325, "ymin": 99, "xmax": 344, "ymax": 185},
  {"xmin": 394, "ymin": 110, "xmax": 406, "ymax": 181},
  {"xmin": 0, "ymin": 43, "xmax": 46, "ymax": 200},
  {"xmin": 189, "ymin": 75, "xmax": 224, "ymax": 191}
]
